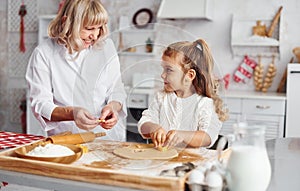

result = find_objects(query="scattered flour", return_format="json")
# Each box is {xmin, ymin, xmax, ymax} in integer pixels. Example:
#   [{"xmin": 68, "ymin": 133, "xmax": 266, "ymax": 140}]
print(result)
[{"xmin": 26, "ymin": 144, "xmax": 75, "ymax": 157}]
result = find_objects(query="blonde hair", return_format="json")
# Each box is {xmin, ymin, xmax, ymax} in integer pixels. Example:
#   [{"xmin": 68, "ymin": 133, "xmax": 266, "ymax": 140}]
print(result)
[
  {"xmin": 163, "ymin": 39, "xmax": 229, "ymax": 122},
  {"xmin": 48, "ymin": 0, "xmax": 108, "ymax": 54}
]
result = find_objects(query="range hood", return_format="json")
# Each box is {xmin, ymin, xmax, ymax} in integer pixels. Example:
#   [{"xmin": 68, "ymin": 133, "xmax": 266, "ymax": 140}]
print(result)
[{"xmin": 157, "ymin": 0, "xmax": 213, "ymax": 20}]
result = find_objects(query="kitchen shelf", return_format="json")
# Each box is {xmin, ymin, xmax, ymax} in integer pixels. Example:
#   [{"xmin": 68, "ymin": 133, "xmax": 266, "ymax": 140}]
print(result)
[
  {"xmin": 118, "ymin": 51, "xmax": 155, "ymax": 56},
  {"xmin": 231, "ymin": 41, "xmax": 279, "ymax": 47},
  {"xmin": 231, "ymin": 15, "xmax": 281, "ymax": 57},
  {"xmin": 120, "ymin": 29, "xmax": 155, "ymax": 33},
  {"xmin": 118, "ymin": 29, "xmax": 156, "ymax": 54}
]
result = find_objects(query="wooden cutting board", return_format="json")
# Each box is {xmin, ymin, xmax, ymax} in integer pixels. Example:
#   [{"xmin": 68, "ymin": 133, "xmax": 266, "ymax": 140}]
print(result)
[{"xmin": 0, "ymin": 140, "xmax": 207, "ymax": 191}]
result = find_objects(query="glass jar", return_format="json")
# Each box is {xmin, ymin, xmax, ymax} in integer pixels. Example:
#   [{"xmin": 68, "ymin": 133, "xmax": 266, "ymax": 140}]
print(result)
[{"xmin": 226, "ymin": 122, "xmax": 271, "ymax": 191}]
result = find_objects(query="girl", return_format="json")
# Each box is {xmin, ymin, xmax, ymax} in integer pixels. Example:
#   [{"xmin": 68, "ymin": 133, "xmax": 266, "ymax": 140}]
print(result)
[
  {"xmin": 26, "ymin": 0, "xmax": 127, "ymax": 141},
  {"xmin": 138, "ymin": 39, "xmax": 228, "ymax": 148}
]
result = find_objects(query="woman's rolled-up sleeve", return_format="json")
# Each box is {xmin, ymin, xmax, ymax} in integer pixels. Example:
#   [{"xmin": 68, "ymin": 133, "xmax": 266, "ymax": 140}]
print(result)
[{"xmin": 25, "ymin": 47, "xmax": 58, "ymax": 131}]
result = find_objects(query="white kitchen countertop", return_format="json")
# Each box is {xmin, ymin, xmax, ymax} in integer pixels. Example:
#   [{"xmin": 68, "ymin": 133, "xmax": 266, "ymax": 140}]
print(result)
[
  {"xmin": 222, "ymin": 90, "xmax": 286, "ymax": 100},
  {"xmin": 125, "ymin": 86, "xmax": 286, "ymax": 101}
]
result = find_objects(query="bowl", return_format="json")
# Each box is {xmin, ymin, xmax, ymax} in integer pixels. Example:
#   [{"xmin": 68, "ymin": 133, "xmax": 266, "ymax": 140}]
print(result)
[{"xmin": 14, "ymin": 143, "xmax": 83, "ymax": 164}]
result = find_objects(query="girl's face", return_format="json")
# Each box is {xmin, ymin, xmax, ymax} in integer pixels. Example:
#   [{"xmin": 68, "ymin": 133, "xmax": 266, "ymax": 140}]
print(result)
[
  {"xmin": 79, "ymin": 24, "xmax": 102, "ymax": 49},
  {"xmin": 161, "ymin": 55, "xmax": 194, "ymax": 97}
]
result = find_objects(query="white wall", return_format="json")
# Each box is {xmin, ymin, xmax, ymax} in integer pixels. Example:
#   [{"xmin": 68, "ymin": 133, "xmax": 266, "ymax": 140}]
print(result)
[
  {"xmin": 1, "ymin": 0, "xmax": 299, "ymax": 132},
  {"xmin": 36, "ymin": 0, "xmax": 300, "ymax": 92},
  {"xmin": 113, "ymin": 0, "xmax": 300, "ymax": 92},
  {"xmin": 156, "ymin": 0, "xmax": 300, "ymax": 91}
]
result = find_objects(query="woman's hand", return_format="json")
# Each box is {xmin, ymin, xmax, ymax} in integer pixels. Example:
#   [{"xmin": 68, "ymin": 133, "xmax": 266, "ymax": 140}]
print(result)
[
  {"xmin": 73, "ymin": 107, "xmax": 98, "ymax": 130},
  {"xmin": 99, "ymin": 104, "xmax": 118, "ymax": 129},
  {"xmin": 150, "ymin": 127, "xmax": 167, "ymax": 147},
  {"xmin": 164, "ymin": 130, "xmax": 184, "ymax": 148}
]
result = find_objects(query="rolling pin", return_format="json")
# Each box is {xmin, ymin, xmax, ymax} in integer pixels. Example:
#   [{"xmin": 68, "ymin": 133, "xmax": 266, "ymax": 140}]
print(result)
[
  {"xmin": 267, "ymin": 6, "xmax": 283, "ymax": 37},
  {"xmin": 45, "ymin": 132, "xmax": 106, "ymax": 145}
]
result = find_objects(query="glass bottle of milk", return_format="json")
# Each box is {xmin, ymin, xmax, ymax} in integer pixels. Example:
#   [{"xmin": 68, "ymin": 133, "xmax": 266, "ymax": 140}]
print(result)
[{"xmin": 226, "ymin": 122, "xmax": 271, "ymax": 191}]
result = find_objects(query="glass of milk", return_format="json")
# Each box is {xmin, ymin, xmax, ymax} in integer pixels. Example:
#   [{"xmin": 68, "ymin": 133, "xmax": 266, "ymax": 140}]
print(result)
[{"xmin": 225, "ymin": 122, "xmax": 271, "ymax": 191}]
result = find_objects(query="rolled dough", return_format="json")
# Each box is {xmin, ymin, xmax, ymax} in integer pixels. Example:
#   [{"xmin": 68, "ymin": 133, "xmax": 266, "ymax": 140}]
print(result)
[{"xmin": 113, "ymin": 144, "xmax": 178, "ymax": 160}]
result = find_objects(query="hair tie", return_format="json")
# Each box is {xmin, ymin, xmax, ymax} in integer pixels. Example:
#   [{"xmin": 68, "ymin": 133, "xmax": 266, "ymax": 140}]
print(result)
[{"xmin": 196, "ymin": 42, "xmax": 203, "ymax": 52}]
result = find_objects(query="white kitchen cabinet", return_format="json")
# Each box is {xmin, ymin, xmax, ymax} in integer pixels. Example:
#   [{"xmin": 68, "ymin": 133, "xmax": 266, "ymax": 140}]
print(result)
[
  {"xmin": 221, "ymin": 91, "xmax": 286, "ymax": 140},
  {"xmin": 157, "ymin": 0, "xmax": 213, "ymax": 20},
  {"xmin": 126, "ymin": 89, "xmax": 155, "ymax": 143},
  {"xmin": 286, "ymin": 63, "xmax": 300, "ymax": 137},
  {"xmin": 125, "ymin": 89, "xmax": 286, "ymax": 142}
]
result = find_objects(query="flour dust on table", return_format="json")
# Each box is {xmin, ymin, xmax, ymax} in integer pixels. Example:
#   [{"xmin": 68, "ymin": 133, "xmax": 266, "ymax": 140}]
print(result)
[{"xmin": 1, "ymin": 184, "xmax": 52, "ymax": 191}]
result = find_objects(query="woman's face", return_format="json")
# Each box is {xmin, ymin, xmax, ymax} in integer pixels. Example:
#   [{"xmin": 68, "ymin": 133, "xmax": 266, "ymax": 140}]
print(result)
[
  {"xmin": 161, "ymin": 55, "xmax": 186, "ymax": 93},
  {"xmin": 79, "ymin": 24, "xmax": 102, "ymax": 48}
]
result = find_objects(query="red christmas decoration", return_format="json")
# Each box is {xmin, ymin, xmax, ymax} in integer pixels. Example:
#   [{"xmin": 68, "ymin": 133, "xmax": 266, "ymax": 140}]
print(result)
[
  {"xmin": 233, "ymin": 55, "xmax": 257, "ymax": 83},
  {"xmin": 1, "ymin": 182, "xmax": 8, "ymax": 187},
  {"xmin": 58, "ymin": 0, "xmax": 66, "ymax": 13},
  {"xmin": 223, "ymin": 74, "xmax": 230, "ymax": 89},
  {"xmin": 18, "ymin": 1, "xmax": 27, "ymax": 52}
]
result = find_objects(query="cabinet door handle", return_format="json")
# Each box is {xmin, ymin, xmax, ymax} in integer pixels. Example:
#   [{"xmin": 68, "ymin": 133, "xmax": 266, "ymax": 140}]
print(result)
[
  {"xmin": 131, "ymin": 99, "xmax": 144, "ymax": 103},
  {"xmin": 256, "ymin": 105, "xmax": 270, "ymax": 109},
  {"xmin": 290, "ymin": 71, "xmax": 300, "ymax": 74}
]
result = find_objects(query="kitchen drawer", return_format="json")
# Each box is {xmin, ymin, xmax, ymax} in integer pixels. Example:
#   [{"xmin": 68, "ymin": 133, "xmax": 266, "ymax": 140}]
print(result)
[
  {"xmin": 246, "ymin": 115, "xmax": 284, "ymax": 139},
  {"xmin": 223, "ymin": 98, "xmax": 242, "ymax": 113},
  {"xmin": 242, "ymin": 99, "xmax": 285, "ymax": 116},
  {"xmin": 127, "ymin": 93, "xmax": 148, "ymax": 108},
  {"xmin": 222, "ymin": 114, "xmax": 284, "ymax": 140}
]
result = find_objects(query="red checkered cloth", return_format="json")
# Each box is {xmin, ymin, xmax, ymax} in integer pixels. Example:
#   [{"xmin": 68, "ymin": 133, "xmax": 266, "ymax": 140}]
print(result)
[
  {"xmin": 0, "ymin": 131, "xmax": 45, "ymax": 150},
  {"xmin": 0, "ymin": 132, "xmax": 45, "ymax": 187}
]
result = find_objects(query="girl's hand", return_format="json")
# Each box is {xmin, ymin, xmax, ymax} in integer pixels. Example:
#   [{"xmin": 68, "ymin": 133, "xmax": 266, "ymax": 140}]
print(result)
[
  {"xmin": 164, "ymin": 130, "xmax": 184, "ymax": 147},
  {"xmin": 150, "ymin": 127, "xmax": 167, "ymax": 148},
  {"xmin": 73, "ymin": 107, "xmax": 98, "ymax": 130},
  {"xmin": 99, "ymin": 104, "xmax": 118, "ymax": 129}
]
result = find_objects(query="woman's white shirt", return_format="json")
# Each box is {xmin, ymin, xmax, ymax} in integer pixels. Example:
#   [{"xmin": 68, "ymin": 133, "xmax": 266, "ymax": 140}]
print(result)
[
  {"xmin": 137, "ymin": 91, "xmax": 222, "ymax": 147},
  {"xmin": 26, "ymin": 38, "xmax": 127, "ymax": 141}
]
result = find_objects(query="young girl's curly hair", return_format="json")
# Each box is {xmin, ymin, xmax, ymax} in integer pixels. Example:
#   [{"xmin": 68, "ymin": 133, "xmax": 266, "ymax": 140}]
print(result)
[
  {"xmin": 163, "ymin": 39, "xmax": 229, "ymax": 122},
  {"xmin": 48, "ymin": 0, "xmax": 108, "ymax": 54}
]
